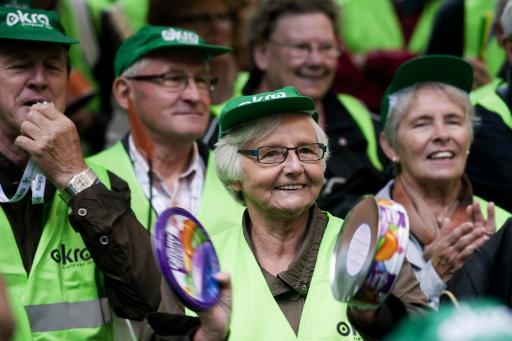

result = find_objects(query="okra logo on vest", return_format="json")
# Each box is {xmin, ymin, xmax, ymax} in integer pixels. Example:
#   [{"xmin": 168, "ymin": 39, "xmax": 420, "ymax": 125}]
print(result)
[
  {"xmin": 238, "ymin": 91, "xmax": 287, "ymax": 106},
  {"xmin": 6, "ymin": 10, "xmax": 51, "ymax": 29},
  {"xmin": 51, "ymin": 244, "xmax": 92, "ymax": 268}
]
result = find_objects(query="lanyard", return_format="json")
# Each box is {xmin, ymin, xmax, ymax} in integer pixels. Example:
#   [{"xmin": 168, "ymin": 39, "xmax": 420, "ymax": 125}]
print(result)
[{"xmin": 0, "ymin": 159, "xmax": 46, "ymax": 204}]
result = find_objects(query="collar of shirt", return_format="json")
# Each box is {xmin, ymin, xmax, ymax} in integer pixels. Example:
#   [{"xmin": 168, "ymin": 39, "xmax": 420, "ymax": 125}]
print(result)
[
  {"xmin": 128, "ymin": 135, "xmax": 205, "ymax": 215},
  {"xmin": 241, "ymin": 205, "xmax": 328, "ymax": 297}
]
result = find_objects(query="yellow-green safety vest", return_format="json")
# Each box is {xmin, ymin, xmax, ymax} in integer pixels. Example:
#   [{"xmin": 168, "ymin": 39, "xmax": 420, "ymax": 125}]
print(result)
[
  {"xmin": 209, "ymin": 212, "xmax": 362, "ymax": 340},
  {"xmin": 338, "ymin": 94, "xmax": 383, "ymax": 171},
  {"xmin": 0, "ymin": 167, "xmax": 114, "ymax": 340},
  {"xmin": 470, "ymin": 81, "xmax": 512, "ymax": 130},
  {"xmin": 87, "ymin": 141, "xmax": 244, "ymax": 233},
  {"xmin": 337, "ymin": 0, "xmax": 442, "ymax": 53},
  {"xmin": 7, "ymin": 287, "xmax": 32, "ymax": 341},
  {"xmin": 464, "ymin": 0, "xmax": 505, "ymax": 77}
]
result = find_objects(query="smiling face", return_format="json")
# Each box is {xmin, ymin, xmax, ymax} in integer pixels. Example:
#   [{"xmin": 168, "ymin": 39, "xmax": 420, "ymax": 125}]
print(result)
[
  {"xmin": 384, "ymin": 87, "xmax": 471, "ymax": 187},
  {"xmin": 254, "ymin": 12, "xmax": 338, "ymax": 101},
  {"xmin": 115, "ymin": 51, "xmax": 211, "ymax": 145},
  {"xmin": 0, "ymin": 40, "xmax": 68, "ymax": 140},
  {"xmin": 232, "ymin": 114, "xmax": 324, "ymax": 220}
]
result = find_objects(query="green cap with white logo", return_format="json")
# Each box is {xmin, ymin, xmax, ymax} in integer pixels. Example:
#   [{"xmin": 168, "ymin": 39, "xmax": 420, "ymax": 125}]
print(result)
[
  {"xmin": 218, "ymin": 86, "xmax": 319, "ymax": 138},
  {"xmin": 387, "ymin": 300, "xmax": 512, "ymax": 341},
  {"xmin": 0, "ymin": 7, "xmax": 78, "ymax": 45},
  {"xmin": 114, "ymin": 25, "xmax": 232, "ymax": 77}
]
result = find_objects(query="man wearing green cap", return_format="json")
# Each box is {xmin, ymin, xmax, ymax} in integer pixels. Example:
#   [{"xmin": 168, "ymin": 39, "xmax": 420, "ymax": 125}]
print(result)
[
  {"xmin": 89, "ymin": 25, "xmax": 243, "ymax": 235},
  {"xmin": 0, "ymin": 6, "xmax": 161, "ymax": 340}
]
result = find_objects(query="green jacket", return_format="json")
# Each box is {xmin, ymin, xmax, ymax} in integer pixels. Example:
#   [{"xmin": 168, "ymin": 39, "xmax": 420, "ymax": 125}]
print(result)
[
  {"xmin": 209, "ymin": 212, "xmax": 361, "ymax": 340},
  {"xmin": 0, "ymin": 168, "xmax": 113, "ymax": 340},
  {"xmin": 88, "ymin": 140, "xmax": 244, "ymax": 234},
  {"xmin": 338, "ymin": 0, "xmax": 442, "ymax": 53}
]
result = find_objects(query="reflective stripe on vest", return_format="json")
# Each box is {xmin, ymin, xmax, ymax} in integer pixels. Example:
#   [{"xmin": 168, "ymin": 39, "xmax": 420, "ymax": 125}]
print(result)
[
  {"xmin": 26, "ymin": 298, "xmax": 111, "ymax": 332},
  {"xmin": 0, "ymin": 166, "xmax": 113, "ymax": 340},
  {"xmin": 338, "ymin": 94, "xmax": 383, "ymax": 171},
  {"xmin": 463, "ymin": 0, "xmax": 505, "ymax": 77},
  {"xmin": 88, "ymin": 142, "xmax": 244, "ymax": 234},
  {"xmin": 210, "ymin": 212, "xmax": 361, "ymax": 340},
  {"xmin": 470, "ymin": 83, "xmax": 512, "ymax": 130},
  {"xmin": 338, "ymin": 0, "xmax": 442, "ymax": 53}
]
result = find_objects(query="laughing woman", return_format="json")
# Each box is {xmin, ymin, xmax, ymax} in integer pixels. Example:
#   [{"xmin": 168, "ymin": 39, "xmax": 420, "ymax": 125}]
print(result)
[{"xmin": 375, "ymin": 55, "xmax": 510, "ymax": 308}]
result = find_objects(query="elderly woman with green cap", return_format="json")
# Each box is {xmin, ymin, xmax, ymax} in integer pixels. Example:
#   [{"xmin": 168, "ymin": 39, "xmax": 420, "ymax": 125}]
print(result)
[
  {"xmin": 148, "ymin": 85, "xmax": 364, "ymax": 339},
  {"xmin": 374, "ymin": 55, "xmax": 510, "ymax": 308},
  {"xmin": 210, "ymin": 85, "xmax": 356, "ymax": 339}
]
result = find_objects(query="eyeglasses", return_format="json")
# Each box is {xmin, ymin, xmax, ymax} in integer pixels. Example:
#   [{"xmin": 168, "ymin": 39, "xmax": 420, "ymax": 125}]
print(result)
[
  {"xmin": 238, "ymin": 143, "xmax": 326, "ymax": 164},
  {"xmin": 269, "ymin": 40, "xmax": 340, "ymax": 61},
  {"xmin": 126, "ymin": 73, "xmax": 218, "ymax": 92}
]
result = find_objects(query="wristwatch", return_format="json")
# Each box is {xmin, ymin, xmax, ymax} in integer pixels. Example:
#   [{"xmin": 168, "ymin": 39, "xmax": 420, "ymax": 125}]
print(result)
[{"xmin": 59, "ymin": 168, "xmax": 98, "ymax": 203}]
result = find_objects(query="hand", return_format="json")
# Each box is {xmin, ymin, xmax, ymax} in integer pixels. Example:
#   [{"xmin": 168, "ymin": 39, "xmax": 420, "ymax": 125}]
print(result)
[
  {"xmin": 347, "ymin": 306, "xmax": 377, "ymax": 325},
  {"xmin": 429, "ymin": 218, "xmax": 489, "ymax": 283},
  {"xmin": 14, "ymin": 102, "xmax": 87, "ymax": 190},
  {"xmin": 467, "ymin": 57, "xmax": 492, "ymax": 89},
  {"xmin": 0, "ymin": 277, "xmax": 15, "ymax": 341},
  {"xmin": 466, "ymin": 201, "xmax": 496, "ymax": 237},
  {"xmin": 194, "ymin": 272, "xmax": 232, "ymax": 341}
]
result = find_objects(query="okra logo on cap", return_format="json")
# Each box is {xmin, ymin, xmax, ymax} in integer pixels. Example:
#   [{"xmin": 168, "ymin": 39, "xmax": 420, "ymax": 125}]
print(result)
[
  {"xmin": 6, "ymin": 9, "xmax": 51, "ymax": 29},
  {"xmin": 239, "ymin": 91, "xmax": 287, "ymax": 107},
  {"xmin": 161, "ymin": 27, "xmax": 199, "ymax": 44}
]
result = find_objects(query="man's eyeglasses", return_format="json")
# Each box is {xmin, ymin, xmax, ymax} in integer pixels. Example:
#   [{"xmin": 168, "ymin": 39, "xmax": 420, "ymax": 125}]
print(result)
[
  {"xmin": 269, "ymin": 40, "xmax": 340, "ymax": 61},
  {"xmin": 126, "ymin": 73, "xmax": 218, "ymax": 92},
  {"xmin": 238, "ymin": 143, "xmax": 327, "ymax": 164}
]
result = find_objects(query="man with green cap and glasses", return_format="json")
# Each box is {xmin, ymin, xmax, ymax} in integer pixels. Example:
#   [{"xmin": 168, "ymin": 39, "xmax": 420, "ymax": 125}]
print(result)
[
  {"xmin": 0, "ymin": 7, "xmax": 162, "ymax": 340},
  {"xmin": 89, "ymin": 25, "xmax": 244, "ymax": 238}
]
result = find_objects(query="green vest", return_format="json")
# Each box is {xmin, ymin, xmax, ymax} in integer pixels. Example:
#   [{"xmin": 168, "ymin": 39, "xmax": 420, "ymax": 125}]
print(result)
[
  {"xmin": 338, "ymin": 94, "xmax": 383, "ymax": 171},
  {"xmin": 7, "ymin": 287, "xmax": 32, "ymax": 341},
  {"xmin": 470, "ymin": 81, "xmax": 512, "ymax": 130},
  {"xmin": 464, "ymin": 0, "xmax": 505, "ymax": 77},
  {"xmin": 88, "ymin": 141, "xmax": 244, "ymax": 234},
  {"xmin": 338, "ymin": 0, "xmax": 442, "ymax": 53},
  {"xmin": 0, "ymin": 168, "xmax": 113, "ymax": 340},
  {"xmin": 210, "ymin": 213, "xmax": 361, "ymax": 340}
]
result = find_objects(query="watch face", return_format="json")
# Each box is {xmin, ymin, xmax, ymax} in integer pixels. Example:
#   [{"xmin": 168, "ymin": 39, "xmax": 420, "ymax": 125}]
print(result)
[{"xmin": 153, "ymin": 207, "xmax": 220, "ymax": 311}]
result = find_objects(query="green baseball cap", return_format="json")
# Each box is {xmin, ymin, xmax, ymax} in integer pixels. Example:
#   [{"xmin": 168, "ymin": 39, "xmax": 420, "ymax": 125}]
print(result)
[
  {"xmin": 381, "ymin": 55, "xmax": 473, "ymax": 124},
  {"xmin": 218, "ymin": 86, "xmax": 319, "ymax": 138},
  {"xmin": 0, "ymin": 7, "xmax": 78, "ymax": 45},
  {"xmin": 114, "ymin": 25, "xmax": 232, "ymax": 77},
  {"xmin": 387, "ymin": 299, "xmax": 512, "ymax": 341}
]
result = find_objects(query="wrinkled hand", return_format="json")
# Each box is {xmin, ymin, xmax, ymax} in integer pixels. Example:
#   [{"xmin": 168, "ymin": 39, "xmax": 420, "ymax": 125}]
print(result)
[
  {"xmin": 467, "ymin": 57, "xmax": 492, "ymax": 89},
  {"xmin": 194, "ymin": 272, "xmax": 231, "ymax": 341},
  {"xmin": 428, "ymin": 218, "xmax": 488, "ymax": 283},
  {"xmin": 14, "ymin": 102, "xmax": 87, "ymax": 190},
  {"xmin": 466, "ymin": 201, "xmax": 496, "ymax": 237}
]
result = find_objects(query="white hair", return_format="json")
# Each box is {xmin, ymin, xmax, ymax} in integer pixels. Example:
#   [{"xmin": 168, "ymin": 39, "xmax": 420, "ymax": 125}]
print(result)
[{"xmin": 214, "ymin": 113, "xmax": 329, "ymax": 205}]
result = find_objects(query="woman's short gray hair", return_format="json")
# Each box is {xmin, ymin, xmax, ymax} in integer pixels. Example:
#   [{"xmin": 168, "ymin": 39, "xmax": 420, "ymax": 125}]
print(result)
[
  {"xmin": 382, "ymin": 82, "xmax": 475, "ymax": 150},
  {"xmin": 214, "ymin": 113, "xmax": 329, "ymax": 205}
]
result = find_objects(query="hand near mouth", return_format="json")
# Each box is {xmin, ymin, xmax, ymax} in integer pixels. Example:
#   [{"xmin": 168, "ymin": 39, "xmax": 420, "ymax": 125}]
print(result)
[{"xmin": 14, "ymin": 101, "xmax": 88, "ymax": 190}]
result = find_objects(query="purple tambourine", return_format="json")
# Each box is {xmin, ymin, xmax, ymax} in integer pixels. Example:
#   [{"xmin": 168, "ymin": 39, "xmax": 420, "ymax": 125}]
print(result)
[{"xmin": 153, "ymin": 207, "xmax": 220, "ymax": 311}]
